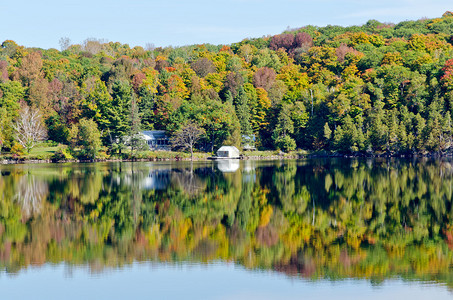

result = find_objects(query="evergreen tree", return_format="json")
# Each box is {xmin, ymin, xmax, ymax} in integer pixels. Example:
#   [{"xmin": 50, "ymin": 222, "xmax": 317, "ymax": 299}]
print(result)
[
  {"xmin": 397, "ymin": 122, "xmax": 408, "ymax": 152},
  {"xmin": 443, "ymin": 112, "xmax": 452, "ymax": 151},
  {"xmin": 368, "ymin": 101, "xmax": 388, "ymax": 152},
  {"xmin": 333, "ymin": 125, "xmax": 344, "ymax": 151},
  {"xmin": 128, "ymin": 94, "xmax": 147, "ymax": 156},
  {"xmin": 414, "ymin": 113, "xmax": 426, "ymax": 151},
  {"xmin": 234, "ymin": 87, "xmax": 252, "ymax": 136},
  {"xmin": 77, "ymin": 118, "xmax": 102, "ymax": 159},
  {"xmin": 323, "ymin": 122, "xmax": 332, "ymax": 148},
  {"xmin": 386, "ymin": 110, "xmax": 399, "ymax": 153},
  {"xmin": 334, "ymin": 115, "xmax": 358, "ymax": 152},
  {"xmin": 224, "ymin": 90, "xmax": 234, "ymax": 105},
  {"xmin": 273, "ymin": 104, "xmax": 296, "ymax": 151},
  {"xmin": 291, "ymin": 101, "xmax": 309, "ymax": 146},
  {"xmin": 138, "ymin": 88, "xmax": 155, "ymax": 130},
  {"xmin": 107, "ymin": 80, "xmax": 133, "ymax": 147}
]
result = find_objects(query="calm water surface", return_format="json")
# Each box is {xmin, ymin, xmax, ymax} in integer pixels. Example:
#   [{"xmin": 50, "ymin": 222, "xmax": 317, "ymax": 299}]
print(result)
[{"xmin": 1, "ymin": 158, "xmax": 453, "ymax": 299}]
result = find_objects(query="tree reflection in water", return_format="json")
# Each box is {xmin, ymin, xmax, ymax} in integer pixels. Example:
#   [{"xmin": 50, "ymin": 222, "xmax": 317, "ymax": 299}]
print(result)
[
  {"xmin": 15, "ymin": 172, "xmax": 48, "ymax": 218},
  {"xmin": 0, "ymin": 159, "xmax": 453, "ymax": 288}
]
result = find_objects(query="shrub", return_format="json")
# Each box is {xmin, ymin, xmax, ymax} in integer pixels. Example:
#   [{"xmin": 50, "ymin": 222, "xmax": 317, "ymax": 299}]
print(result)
[
  {"xmin": 97, "ymin": 150, "xmax": 110, "ymax": 160},
  {"xmin": 51, "ymin": 146, "xmax": 74, "ymax": 161},
  {"xmin": 274, "ymin": 135, "xmax": 296, "ymax": 152},
  {"xmin": 10, "ymin": 143, "xmax": 25, "ymax": 156}
]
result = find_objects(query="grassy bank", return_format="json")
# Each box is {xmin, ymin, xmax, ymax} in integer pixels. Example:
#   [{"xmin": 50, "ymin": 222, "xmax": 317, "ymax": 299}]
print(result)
[
  {"xmin": 1, "ymin": 144, "xmax": 59, "ymax": 161},
  {"xmin": 130, "ymin": 150, "xmax": 211, "ymax": 160},
  {"xmin": 3, "ymin": 144, "xmax": 446, "ymax": 165},
  {"xmin": 241, "ymin": 150, "xmax": 312, "ymax": 160},
  {"xmin": 0, "ymin": 145, "xmax": 213, "ymax": 163},
  {"xmin": 0, "ymin": 144, "xmax": 315, "ymax": 164}
]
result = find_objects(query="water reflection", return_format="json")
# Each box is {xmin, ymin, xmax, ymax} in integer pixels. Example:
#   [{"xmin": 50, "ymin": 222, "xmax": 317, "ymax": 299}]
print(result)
[
  {"xmin": 216, "ymin": 159, "xmax": 240, "ymax": 173},
  {"xmin": 1, "ymin": 263, "xmax": 453, "ymax": 300},
  {"xmin": 142, "ymin": 170, "xmax": 171, "ymax": 190},
  {"xmin": 0, "ymin": 263, "xmax": 452, "ymax": 300},
  {"xmin": 15, "ymin": 173, "xmax": 48, "ymax": 218},
  {"xmin": 1, "ymin": 159, "xmax": 453, "ymax": 290}
]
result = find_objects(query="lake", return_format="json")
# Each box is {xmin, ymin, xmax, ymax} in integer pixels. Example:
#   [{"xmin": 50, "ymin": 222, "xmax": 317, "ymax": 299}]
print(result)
[{"xmin": 1, "ymin": 159, "xmax": 453, "ymax": 299}]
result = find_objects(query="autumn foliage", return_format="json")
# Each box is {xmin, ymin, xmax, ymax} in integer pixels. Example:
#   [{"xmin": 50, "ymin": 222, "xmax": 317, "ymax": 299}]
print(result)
[{"xmin": 1, "ymin": 12, "xmax": 453, "ymax": 155}]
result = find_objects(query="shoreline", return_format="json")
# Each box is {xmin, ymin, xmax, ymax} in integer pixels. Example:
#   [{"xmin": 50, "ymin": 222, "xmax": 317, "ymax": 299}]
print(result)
[
  {"xmin": 1, "ymin": 151, "xmax": 452, "ymax": 165},
  {"xmin": 0, "ymin": 155, "xmax": 300, "ymax": 165}
]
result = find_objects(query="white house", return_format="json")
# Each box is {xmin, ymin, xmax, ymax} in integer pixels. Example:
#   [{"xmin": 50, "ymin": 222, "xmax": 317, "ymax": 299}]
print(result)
[
  {"xmin": 216, "ymin": 146, "xmax": 240, "ymax": 158},
  {"xmin": 242, "ymin": 135, "xmax": 256, "ymax": 151},
  {"xmin": 141, "ymin": 131, "xmax": 170, "ymax": 150}
]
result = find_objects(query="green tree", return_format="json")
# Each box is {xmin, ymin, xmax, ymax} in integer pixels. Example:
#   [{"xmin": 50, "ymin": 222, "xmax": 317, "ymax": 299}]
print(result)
[
  {"xmin": 82, "ymin": 78, "xmax": 112, "ymax": 133},
  {"xmin": 333, "ymin": 115, "xmax": 360, "ymax": 152},
  {"xmin": 0, "ymin": 81, "xmax": 23, "ymax": 149},
  {"xmin": 323, "ymin": 122, "xmax": 332, "ymax": 148},
  {"xmin": 0, "ymin": 107, "xmax": 7, "ymax": 154},
  {"xmin": 78, "ymin": 118, "xmax": 102, "ymax": 159},
  {"xmin": 234, "ymin": 87, "xmax": 252, "ymax": 136},
  {"xmin": 128, "ymin": 94, "xmax": 147, "ymax": 156},
  {"xmin": 273, "ymin": 104, "xmax": 296, "ymax": 151},
  {"xmin": 45, "ymin": 114, "xmax": 69, "ymax": 144},
  {"xmin": 105, "ymin": 81, "xmax": 132, "ymax": 149},
  {"xmin": 171, "ymin": 101, "xmax": 241, "ymax": 152},
  {"xmin": 368, "ymin": 101, "xmax": 388, "ymax": 152}
]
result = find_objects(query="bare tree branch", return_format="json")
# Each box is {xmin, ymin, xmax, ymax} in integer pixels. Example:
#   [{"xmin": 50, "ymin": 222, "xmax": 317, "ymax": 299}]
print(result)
[
  {"xmin": 171, "ymin": 122, "xmax": 205, "ymax": 160},
  {"xmin": 59, "ymin": 37, "xmax": 71, "ymax": 51},
  {"xmin": 13, "ymin": 105, "xmax": 47, "ymax": 153}
]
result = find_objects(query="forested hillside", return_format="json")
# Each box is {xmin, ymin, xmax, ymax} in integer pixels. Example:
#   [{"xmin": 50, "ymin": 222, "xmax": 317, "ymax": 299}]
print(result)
[{"xmin": 2, "ymin": 12, "xmax": 453, "ymax": 157}]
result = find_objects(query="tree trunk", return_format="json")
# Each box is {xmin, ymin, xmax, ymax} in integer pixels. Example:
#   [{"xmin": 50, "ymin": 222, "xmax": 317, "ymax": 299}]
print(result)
[
  {"xmin": 211, "ymin": 136, "xmax": 214, "ymax": 153},
  {"xmin": 310, "ymin": 89, "xmax": 314, "ymax": 116}
]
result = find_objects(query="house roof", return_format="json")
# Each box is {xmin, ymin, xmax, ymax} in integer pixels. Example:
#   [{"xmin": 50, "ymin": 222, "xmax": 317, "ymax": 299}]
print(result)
[
  {"xmin": 142, "ymin": 130, "xmax": 168, "ymax": 140},
  {"xmin": 217, "ymin": 146, "xmax": 240, "ymax": 152},
  {"xmin": 242, "ymin": 135, "xmax": 256, "ymax": 141}
]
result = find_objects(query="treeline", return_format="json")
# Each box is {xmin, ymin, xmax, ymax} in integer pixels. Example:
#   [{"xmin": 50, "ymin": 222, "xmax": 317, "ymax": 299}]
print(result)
[{"xmin": 2, "ymin": 12, "xmax": 453, "ymax": 156}]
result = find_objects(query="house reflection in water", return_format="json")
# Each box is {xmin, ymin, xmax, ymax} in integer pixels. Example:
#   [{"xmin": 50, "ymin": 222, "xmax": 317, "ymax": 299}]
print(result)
[
  {"xmin": 243, "ymin": 160, "xmax": 256, "ymax": 183},
  {"xmin": 243, "ymin": 160, "xmax": 256, "ymax": 173},
  {"xmin": 142, "ymin": 169, "xmax": 171, "ymax": 190},
  {"xmin": 216, "ymin": 160, "xmax": 240, "ymax": 173}
]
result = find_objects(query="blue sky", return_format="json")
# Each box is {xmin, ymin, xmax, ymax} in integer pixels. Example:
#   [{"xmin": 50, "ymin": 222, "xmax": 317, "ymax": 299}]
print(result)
[{"xmin": 1, "ymin": 0, "xmax": 452, "ymax": 49}]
